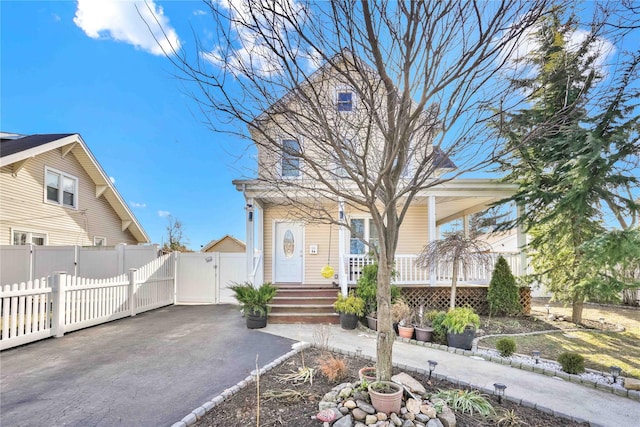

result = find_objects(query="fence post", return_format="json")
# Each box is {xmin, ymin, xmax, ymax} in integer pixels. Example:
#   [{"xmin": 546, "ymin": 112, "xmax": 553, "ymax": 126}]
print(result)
[
  {"xmin": 51, "ymin": 272, "xmax": 67, "ymax": 338},
  {"xmin": 128, "ymin": 268, "xmax": 137, "ymax": 317}
]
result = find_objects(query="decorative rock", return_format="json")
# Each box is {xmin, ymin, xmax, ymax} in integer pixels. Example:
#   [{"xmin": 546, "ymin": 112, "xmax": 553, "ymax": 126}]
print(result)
[
  {"xmin": 390, "ymin": 413, "xmax": 403, "ymax": 426},
  {"xmin": 340, "ymin": 387, "xmax": 354, "ymax": 398},
  {"xmin": 402, "ymin": 420, "xmax": 416, "ymax": 427},
  {"xmin": 377, "ymin": 412, "xmax": 388, "ymax": 421},
  {"xmin": 391, "ymin": 373, "xmax": 427, "ymax": 395},
  {"xmin": 405, "ymin": 412, "xmax": 415, "ymax": 421},
  {"xmin": 319, "ymin": 401, "xmax": 338, "ymax": 410},
  {"xmin": 436, "ymin": 408, "xmax": 456, "ymax": 427},
  {"xmin": 317, "ymin": 408, "xmax": 337, "ymax": 422},
  {"xmin": 356, "ymin": 400, "xmax": 376, "ymax": 414},
  {"xmin": 421, "ymin": 404, "xmax": 437, "ymax": 418},
  {"xmin": 355, "ymin": 423, "xmax": 367, "ymax": 427},
  {"xmin": 340, "ymin": 406, "xmax": 351, "ymax": 415},
  {"xmin": 352, "ymin": 408, "xmax": 368, "ymax": 421},
  {"xmin": 406, "ymin": 398, "xmax": 421, "ymax": 414},
  {"xmin": 354, "ymin": 390, "xmax": 369, "ymax": 401},
  {"xmin": 427, "ymin": 419, "xmax": 444, "ymax": 427},
  {"xmin": 323, "ymin": 391, "xmax": 340, "ymax": 402},
  {"xmin": 415, "ymin": 414, "xmax": 429, "ymax": 423},
  {"xmin": 365, "ymin": 414, "xmax": 378, "ymax": 424},
  {"xmin": 333, "ymin": 414, "xmax": 354, "ymax": 427},
  {"xmin": 331, "ymin": 407, "xmax": 345, "ymax": 420},
  {"xmin": 625, "ymin": 378, "xmax": 640, "ymax": 391},
  {"xmin": 344, "ymin": 399, "xmax": 358, "ymax": 409}
]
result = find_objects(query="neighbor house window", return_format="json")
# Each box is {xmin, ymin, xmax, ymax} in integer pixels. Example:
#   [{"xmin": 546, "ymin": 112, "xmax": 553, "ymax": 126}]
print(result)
[
  {"xmin": 12, "ymin": 230, "xmax": 47, "ymax": 245},
  {"xmin": 349, "ymin": 218, "xmax": 378, "ymax": 254},
  {"xmin": 45, "ymin": 167, "xmax": 78, "ymax": 208},
  {"xmin": 337, "ymin": 90, "xmax": 354, "ymax": 112},
  {"xmin": 281, "ymin": 139, "xmax": 301, "ymax": 177},
  {"xmin": 94, "ymin": 236, "xmax": 106, "ymax": 246}
]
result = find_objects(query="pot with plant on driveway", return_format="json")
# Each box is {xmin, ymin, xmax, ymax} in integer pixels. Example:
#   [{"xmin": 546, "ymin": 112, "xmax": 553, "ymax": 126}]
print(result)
[{"xmin": 229, "ymin": 282, "xmax": 278, "ymax": 329}]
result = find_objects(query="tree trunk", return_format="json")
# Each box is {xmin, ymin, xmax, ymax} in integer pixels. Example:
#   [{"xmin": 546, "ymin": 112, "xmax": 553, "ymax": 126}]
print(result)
[
  {"xmin": 376, "ymin": 257, "xmax": 394, "ymax": 382},
  {"xmin": 450, "ymin": 260, "xmax": 459, "ymax": 310},
  {"xmin": 571, "ymin": 295, "xmax": 584, "ymax": 324}
]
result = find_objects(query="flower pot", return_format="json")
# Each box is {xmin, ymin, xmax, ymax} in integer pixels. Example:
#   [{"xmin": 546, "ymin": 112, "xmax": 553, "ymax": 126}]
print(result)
[
  {"xmin": 397, "ymin": 325, "xmax": 414, "ymax": 339},
  {"xmin": 368, "ymin": 381, "xmax": 404, "ymax": 414},
  {"xmin": 340, "ymin": 313, "xmax": 359, "ymax": 330},
  {"xmin": 366, "ymin": 316, "xmax": 378, "ymax": 331},
  {"xmin": 414, "ymin": 326, "xmax": 433, "ymax": 342},
  {"xmin": 446, "ymin": 326, "xmax": 476, "ymax": 350},
  {"xmin": 246, "ymin": 309, "xmax": 268, "ymax": 329},
  {"xmin": 358, "ymin": 367, "xmax": 377, "ymax": 383}
]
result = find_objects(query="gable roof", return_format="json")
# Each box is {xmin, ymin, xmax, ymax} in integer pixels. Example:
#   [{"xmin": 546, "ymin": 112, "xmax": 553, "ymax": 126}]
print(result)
[
  {"xmin": 201, "ymin": 234, "xmax": 246, "ymax": 252},
  {"xmin": 0, "ymin": 132, "xmax": 149, "ymax": 243}
]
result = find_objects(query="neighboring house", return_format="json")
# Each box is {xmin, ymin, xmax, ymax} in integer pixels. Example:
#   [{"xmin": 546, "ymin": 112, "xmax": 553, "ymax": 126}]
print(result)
[
  {"xmin": 202, "ymin": 234, "xmax": 246, "ymax": 253},
  {"xmin": 0, "ymin": 132, "xmax": 149, "ymax": 246},
  {"xmin": 232, "ymin": 52, "xmax": 524, "ymax": 292}
]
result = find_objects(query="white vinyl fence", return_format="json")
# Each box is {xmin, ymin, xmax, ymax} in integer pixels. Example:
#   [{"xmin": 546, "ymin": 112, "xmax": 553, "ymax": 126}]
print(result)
[{"xmin": 0, "ymin": 253, "xmax": 174, "ymax": 350}]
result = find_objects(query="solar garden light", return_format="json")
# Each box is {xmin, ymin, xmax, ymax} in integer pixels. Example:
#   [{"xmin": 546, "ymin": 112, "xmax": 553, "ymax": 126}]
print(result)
[
  {"xmin": 532, "ymin": 350, "xmax": 541, "ymax": 364},
  {"xmin": 610, "ymin": 366, "xmax": 622, "ymax": 384},
  {"xmin": 493, "ymin": 383, "xmax": 507, "ymax": 404},
  {"xmin": 545, "ymin": 304, "xmax": 551, "ymax": 316},
  {"xmin": 427, "ymin": 360, "xmax": 438, "ymax": 380},
  {"xmin": 599, "ymin": 317, "xmax": 605, "ymax": 328},
  {"xmin": 355, "ymin": 347, "xmax": 363, "ymax": 358}
]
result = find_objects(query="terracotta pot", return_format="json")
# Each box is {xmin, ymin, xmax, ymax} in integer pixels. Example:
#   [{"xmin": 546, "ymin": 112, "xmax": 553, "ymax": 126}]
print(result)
[
  {"xmin": 397, "ymin": 325, "xmax": 414, "ymax": 339},
  {"xmin": 366, "ymin": 316, "xmax": 377, "ymax": 331},
  {"xmin": 358, "ymin": 367, "xmax": 377, "ymax": 383},
  {"xmin": 414, "ymin": 326, "xmax": 433, "ymax": 342},
  {"xmin": 340, "ymin": 313, "xmax": 359, "ymax": 330},
  {"xmin": 368, "ymin": 381, "xmax": 404, "ymax": 414}
]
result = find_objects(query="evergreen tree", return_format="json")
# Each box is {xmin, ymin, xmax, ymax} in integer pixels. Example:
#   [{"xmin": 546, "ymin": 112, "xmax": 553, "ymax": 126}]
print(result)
[{"xmin": 488, "ymin": 256, "xmax": 521, "ymax": 316}]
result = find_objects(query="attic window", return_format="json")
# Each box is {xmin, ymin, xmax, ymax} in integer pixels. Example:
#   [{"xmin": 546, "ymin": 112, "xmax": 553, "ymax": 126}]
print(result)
[
  {"xmin": 281, "ymin": 139, "xmax": 301, "ymax": 177},
  {"xmin": 337, "ymin": 90, "xmax": 354, "ymax": 112},
  {"xmin": 45, "ymin": 167, "xmax": 78, "ymax": 209}
]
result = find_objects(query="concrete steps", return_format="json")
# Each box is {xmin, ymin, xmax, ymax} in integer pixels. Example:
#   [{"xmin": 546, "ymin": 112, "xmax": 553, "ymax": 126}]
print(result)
[{"xmin": 268, "ymin": 284, "xmax": 340, "ymax": 324}]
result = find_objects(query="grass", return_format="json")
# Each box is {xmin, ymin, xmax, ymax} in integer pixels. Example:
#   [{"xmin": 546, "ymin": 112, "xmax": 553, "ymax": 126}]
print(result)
[{"xmin": 479, "ymin": 329, "xmax": 640, "ymax": 379}]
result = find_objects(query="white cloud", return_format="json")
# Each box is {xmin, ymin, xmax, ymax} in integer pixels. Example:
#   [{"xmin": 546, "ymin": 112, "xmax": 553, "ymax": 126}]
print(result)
[
  {"xmin": 158, "ymin": 210, "xmax": 171, "ymax": 217},
  {"xmin": 74, "ymin": 0, "xmax": 181, "ymax": 56},
  {"xmin": 52, "ymin": 13, "xmax": 61, "ymax": 22},
  {"xmin": 109, "ymin": 176, "xmax": 116, "ymax": 184},
  {"xmin": 193, "ymin": 9, "xmax": 207, "ymax": 16},
  {"xmin": 130, "ymin": 201, "xmax": 147, "ymax": 208}
]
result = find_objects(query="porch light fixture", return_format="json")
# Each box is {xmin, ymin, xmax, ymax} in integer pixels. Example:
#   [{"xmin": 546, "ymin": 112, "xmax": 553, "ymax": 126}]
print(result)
[
  {"xmin": 610, "ymin": 366, "xmax": 622, "ymax": 384},
  {"xmin": 532, "ymin": 350, "xmax": 540, "ymax": 364},
  {"xmin": 246, "ymin": 203, "xmax": 253, "ymax": 222},
  {"xmin": 493, "ymin": 383, "xmax": 507, "ymax": 404},
  {"xmin": 427, "ymin": 360, "xmax": 438, "ymax": 380}
]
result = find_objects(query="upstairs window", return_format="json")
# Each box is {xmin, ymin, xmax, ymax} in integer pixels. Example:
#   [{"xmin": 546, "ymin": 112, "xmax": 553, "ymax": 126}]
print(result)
[
  {"xmin": 12, "ymin": 230, "xmax": 47, "ymax": 245},
  {"xmin": 337, "ymin": 90, "xmax": 354, "ymax": 112},
  {"xmin": 45, "ymin": 167, "xmax": 78, "ymax": 208},
  {"xmin": 281, "ymin": 139, "xmax": 302, "ymax": 177}
]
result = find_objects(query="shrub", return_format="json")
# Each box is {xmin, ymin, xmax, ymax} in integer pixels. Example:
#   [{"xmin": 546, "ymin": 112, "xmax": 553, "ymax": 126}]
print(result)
[
  {"xmin": 433, "ymin": 389, "xmax": 495, "ymax": 416},
  {"xmin": 229, "ymin": 282, "xmax": 277, "ymax": 317},
  {"xmin": 355, "ymin": 263, "xmax": 401, "ymax": 315},
  {"xmin": 317, "ymin": 355, "xmax": 348, "ymax": 382},
  {"xmin": 442, "ymin": 307, "xmax": 480, "ymax": 334},
  {"xmin": 431, "ymin": 311, "xmax": 448, "ymax": 344},
  {"xmin": 558, "ymin": 352, "xmax": 585, "ymax": 374},
  {"xmin": 391, "ymin": 299, "xmax": 413, "ymax": 325},
  {"xmin": 496, "ymin": 338, "xmax": 517, "ymax": 357},
  {"xmin": 333, "ymin": 291, "xmax": 365, "ymax": 316},
  {"xmin": 487, "ymin": 256, "xmax": 522, "ymax": 316}
]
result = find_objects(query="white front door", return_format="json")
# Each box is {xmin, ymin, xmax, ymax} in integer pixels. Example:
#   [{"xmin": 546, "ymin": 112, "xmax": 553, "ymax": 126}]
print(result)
[{"xmin": 274, "ymin": 222, "xmax": 303, "ymax": 283}]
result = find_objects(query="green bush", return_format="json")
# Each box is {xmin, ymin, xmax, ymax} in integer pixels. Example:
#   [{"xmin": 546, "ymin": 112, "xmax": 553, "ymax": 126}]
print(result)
[
  {"xmin": 442, "ymin": 307, "xmax": 480, "ymax": 334},
  {"xmin": 355, "ymin": 263, "xmax": 401, "ymax": 315},
  {"xmin": 431, "ymin": 311, "xmax": 448, "ymax": 344},
  {"xmin": 487, "ymin": 256, "xmax": 522, "ymax": 316},
  {"xmin": 558, "ymin": 352, "xmax": 585, "ymax": 374},
  {"xmin": 229, "ymin": 282, "xmax": 278, "ymax": 317},
  {"xmin": 495, "ymin": 338, "xmax": 517, "ymax": 357},
  {"xmin": 333, "ymin": 291, "xmax": 365, "ymax": 316}
]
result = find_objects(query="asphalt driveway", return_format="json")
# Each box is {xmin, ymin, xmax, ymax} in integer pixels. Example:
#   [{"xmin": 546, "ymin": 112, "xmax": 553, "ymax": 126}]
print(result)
[{"xmin": 0, "ymin": 305, "xmax": 296, "ymax": 427}]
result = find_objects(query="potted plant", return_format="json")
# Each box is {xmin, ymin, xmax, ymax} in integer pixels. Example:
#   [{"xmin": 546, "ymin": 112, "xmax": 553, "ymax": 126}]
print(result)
[
  {"xmin": 442, "ymin": 306, "xmax": 480, "ymax": 350},
  {"xmin": 414, "ymin": 307, "xmax": 437, "ymax": 342},
  {"xmin": 366, "ymin": 311, "xmax": 377, "ymax": 331},
  {"xmin": 333, "ymin": 291, "xmax": 365, "ymax": 329},
  {"xmin": 391, "ymin": 299, "xmax": 414, "ymax": 339},
  {"xmin": 368, "ymin": 381, "xmax": 404, "ymax": 414},
  {"xmin": 355, "ymin": 263, "xmax": 401, "ymax": 331},
  {"xmin": 358, "ymin": 366, "xmax": 377, "ymax": 383},
  {"xmin": 229, "ymin": 282, "xmax": 278, "ymax": 329}
]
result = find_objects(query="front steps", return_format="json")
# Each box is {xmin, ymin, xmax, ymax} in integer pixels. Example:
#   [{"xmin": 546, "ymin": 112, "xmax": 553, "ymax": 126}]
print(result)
[{"xmin": 268, "ymin": 284, "xmax": 341, "ymax": 324}]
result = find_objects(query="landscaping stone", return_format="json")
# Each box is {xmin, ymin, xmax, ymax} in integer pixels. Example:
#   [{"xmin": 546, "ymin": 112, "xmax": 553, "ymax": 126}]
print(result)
[
  {"xmin": 624, "ymin": 378, "xmax": 640, "ymax": 391},
  {"xmin": 427, "ymin": 419, "xmax": 445, "ymax": 427},
  {"xmin": 316, "ymin": 408, "xmax": 337, "ymax": 422},
  {"xmin": 420, "ymin": 404, "xmax": 437, "ymax": 418},
  {"xmin": 365, "ymin": 414, "xmax": 378, "ymax": 424},
  {"xmin": 392, "ymin": 373, "xmax": 427, "ymax": 395},
  {"xmin": 333, "ymin": 414, "xmax": 353, "ymax": 427},
  {"xmin": 356, "ymin": 400, "xmax": 376, "ymax": 414},
  {"xmin": 436, "ymin": 407, "xmax": 456, "ymax": 427},
  {"xmin": 390, "ymin": 413, "xmax": 403, "ymax": 426},
  {"xmin": 352, "ymin": 408, "xmax": 367, "ymax": 421},
  {"xmin": 406, "ymin": 398, "xmax": 421, "ymax": 414}
]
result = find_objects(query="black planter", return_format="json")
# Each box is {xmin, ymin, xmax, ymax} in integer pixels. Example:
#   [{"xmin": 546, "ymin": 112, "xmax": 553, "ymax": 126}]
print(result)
[
  {"xmin": 414, "ymin": 326, "xmax": 433, "ymax": 342},
  {"xmin": 366, "ymin": 316, "xmax": 378, "ymax": 331},
  {"xmin": 446, "ymin": 326, "xmax": 475, "ymax": 350},
  {"xmin": 340, "ymin": 313, "xmax": 359, "ymax": 330},
  {"xmin": 246, "ymin": 309, "xmax": 268, "ymax": 329}
]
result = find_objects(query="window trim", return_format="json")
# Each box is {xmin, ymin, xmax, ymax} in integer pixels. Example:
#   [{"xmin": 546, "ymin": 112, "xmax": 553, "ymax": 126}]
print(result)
[
  {"xmin": 11, "ymin": 228, "xmax": 48, "ymax": 246},
  {"xmin": 335, "ymin": 87, "xmax": 356, "ymax": 113},
  {"xmin": 280, "ymin": 137, "xmax": 303, "ymax": 179},
  {"xmin": 44, "ymin": 166, "xmax": 79, "ymax": 209},
  {"xmin": 348, "ymin": 216, "xmax": 378, "ymax": 254},
  {"xmin": 94, "ymin": 236, "xmax": 106, "ymax": 246}
]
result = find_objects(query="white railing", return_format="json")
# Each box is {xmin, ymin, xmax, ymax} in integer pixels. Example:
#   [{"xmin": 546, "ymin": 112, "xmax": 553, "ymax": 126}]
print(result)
[
  {"xmin": 346, "ymin": 252, "xmax": 522, "ymax": 285},
  {"xmin": 1, "ymin": 254, "xmax": 175, "ymax": 351}
]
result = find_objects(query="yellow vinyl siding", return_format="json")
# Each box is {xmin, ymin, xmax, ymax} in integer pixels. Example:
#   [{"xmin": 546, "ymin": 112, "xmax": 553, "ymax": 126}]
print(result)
[
  {"xmin": 204, "ymin": 237, "xmax": 245, "ymax": 253},
  {"xmin": 303, "ymin": 222, "xmax": 339, "ymax": 285},
  {"xmin": 397, "ymin": 204, "xmax": 429, "ymax": 254},
  {"xmin": 0, "ymin": 148, "xmax": 138, "ymax": 246}
]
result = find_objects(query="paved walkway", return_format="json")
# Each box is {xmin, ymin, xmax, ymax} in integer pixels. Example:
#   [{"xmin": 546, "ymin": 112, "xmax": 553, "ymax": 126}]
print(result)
[
  {"xmin": 0, "ymin": 305, "xmax": 295, "ymax": 427},
  {"xmin": 260, "ymin": 323, "xmax": 640, "ymax": 427}
]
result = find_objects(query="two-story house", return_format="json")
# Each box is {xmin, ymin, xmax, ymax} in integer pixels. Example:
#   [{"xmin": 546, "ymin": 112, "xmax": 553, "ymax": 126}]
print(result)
[{"xmin": 0, "ymin": 133, "xmax": 148, "ymax": 246}]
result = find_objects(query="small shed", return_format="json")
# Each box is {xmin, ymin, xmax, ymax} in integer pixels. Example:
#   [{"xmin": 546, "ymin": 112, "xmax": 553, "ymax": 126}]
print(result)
[{"xmin": 202, "ymin": 235, "xmax": 246, "ymax": 253}]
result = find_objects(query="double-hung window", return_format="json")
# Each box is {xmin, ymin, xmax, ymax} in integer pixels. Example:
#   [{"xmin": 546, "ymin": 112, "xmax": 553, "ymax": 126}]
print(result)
[
  {"xmin": 281, "ymin": 139, "xmax": 301, "ymax": 178},
  {"xmin": 45, "ymin": 167, "xmax": 78, "ymax": 208},
  {"xmin": 349, "ymin": 218, "xmax": 379, "ymax": 254},
  {"xmin": 336, "ymin": 90, "xmax": 354, "ymax": 112},
  {"xmin": 12, "ymin": 230, "xmax": 47, "ymax": 245}
]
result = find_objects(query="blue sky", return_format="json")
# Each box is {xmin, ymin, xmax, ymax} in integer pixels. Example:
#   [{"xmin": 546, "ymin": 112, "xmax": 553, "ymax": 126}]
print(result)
[{"xmin": 1, "ymin": 1, "xmax": 252, "ymax": 249}]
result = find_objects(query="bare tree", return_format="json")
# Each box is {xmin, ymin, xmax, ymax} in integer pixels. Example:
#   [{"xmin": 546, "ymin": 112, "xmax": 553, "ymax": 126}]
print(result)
[
  {"xmin": 162, "ymin": 215, "xmax": 190, "ymax": 252},
  {"xmin": 153, "ymin": 0, "xmax": 551, "ymax": 381}
]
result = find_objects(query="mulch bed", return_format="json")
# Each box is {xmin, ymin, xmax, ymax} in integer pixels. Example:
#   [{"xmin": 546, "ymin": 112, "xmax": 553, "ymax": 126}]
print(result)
[{"xmin": 194, "ymin": 347, "xmax": 588, "ymax": 427}]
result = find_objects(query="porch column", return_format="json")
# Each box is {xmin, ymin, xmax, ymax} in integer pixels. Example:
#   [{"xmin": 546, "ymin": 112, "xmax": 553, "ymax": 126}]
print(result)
[
  {"xmin": 462, "ymin": 215, "xmax": 470, "ymax": 238},
  {"xmin": 338, "ymin": 199, "xmax": 348, "ymax": 295},
  {"xmin": 246, "ymin": 198, "xmax": 255, "ymax": 285},
  {"xmin": 427, "ymin": 195, "xmax": 436, "ymax": 286},
  {"xmin": 255, "ymin": 201, "xmax": 264, "ymax": 286},
  {"xmin": 516, "ymin": 203, "xmax": 527, "ymax": 277}
]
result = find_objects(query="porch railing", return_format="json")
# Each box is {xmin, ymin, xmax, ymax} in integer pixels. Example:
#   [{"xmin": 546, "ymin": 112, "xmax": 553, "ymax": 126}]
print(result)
[{"xmin": 346, "ymin": 252, "xmax": 522, "ymax": 285}]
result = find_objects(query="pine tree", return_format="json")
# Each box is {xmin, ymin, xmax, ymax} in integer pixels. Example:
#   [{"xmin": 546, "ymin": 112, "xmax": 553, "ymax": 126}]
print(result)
[{"xmin": 487, "ymin": 256, "xmax": 521, "ymax": 316}]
